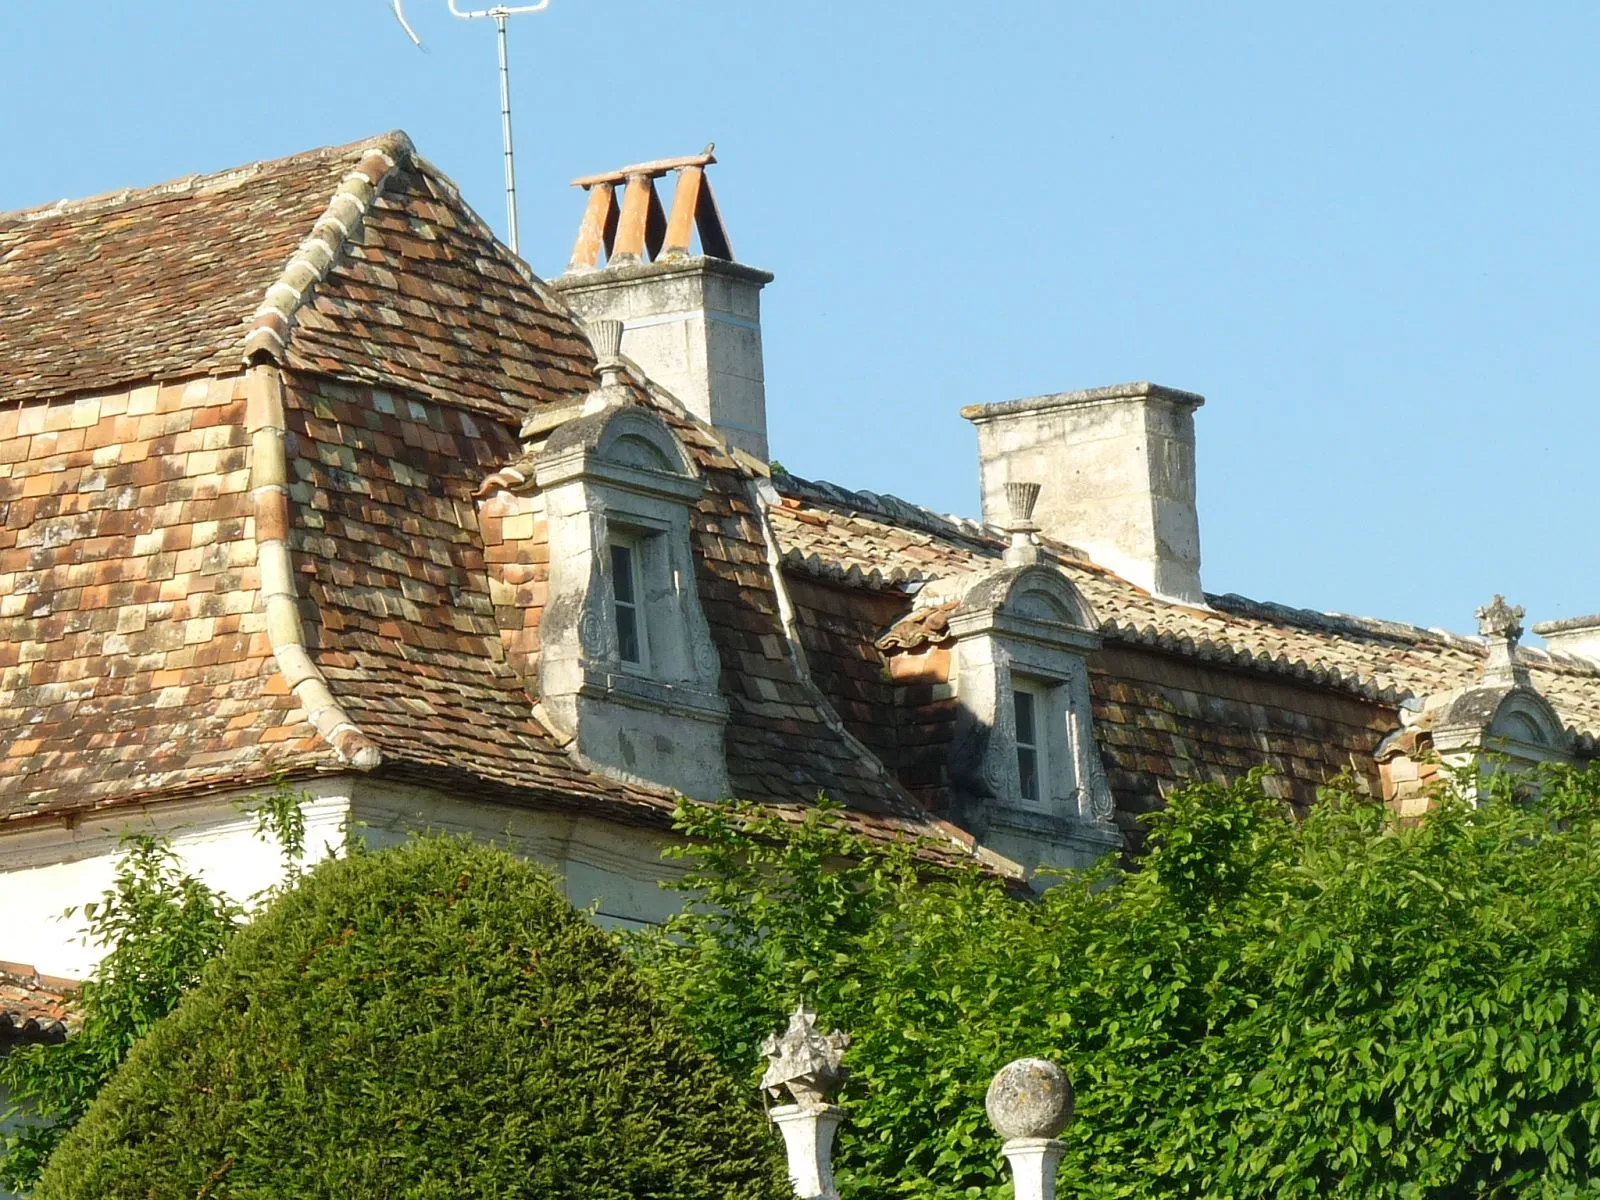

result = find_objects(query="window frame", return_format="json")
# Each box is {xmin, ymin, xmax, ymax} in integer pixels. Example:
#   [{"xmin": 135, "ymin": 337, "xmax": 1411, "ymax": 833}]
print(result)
[
  {"xmin": 609, "ymin": 533, "xmax": 651, "ymax": 674},
  {"xmin": 1011, "ymin": 677, "xmax": 1050, "ymax": 806}
]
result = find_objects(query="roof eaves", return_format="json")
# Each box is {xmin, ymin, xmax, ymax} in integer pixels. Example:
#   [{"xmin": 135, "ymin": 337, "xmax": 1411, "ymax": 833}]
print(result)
[{"xmin": 0, "ymin": 962, "xmax": 76, "ymax": 1048}]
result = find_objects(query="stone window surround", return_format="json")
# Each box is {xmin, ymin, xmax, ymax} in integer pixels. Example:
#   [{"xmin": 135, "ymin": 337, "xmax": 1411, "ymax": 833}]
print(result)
[
  {"xmin": 534, "ymin": 404, "xmax": 728, "ymax": 799},
  {"xmin": 945, "ymin": 566, "xmax": 1118, "ymax": 836}
]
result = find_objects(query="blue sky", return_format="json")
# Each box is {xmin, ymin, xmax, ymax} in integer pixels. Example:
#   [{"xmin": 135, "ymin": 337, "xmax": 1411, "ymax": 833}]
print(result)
[{"xmin": 2, "ymin": 2, "xmax": 1594, "ymax": 636}]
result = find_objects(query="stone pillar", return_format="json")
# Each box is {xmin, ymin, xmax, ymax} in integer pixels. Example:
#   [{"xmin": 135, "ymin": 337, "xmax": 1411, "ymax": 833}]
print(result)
[
  {"xmin": 987, "ymin": 1058, "xmax": 1074, "ymax": 1200},
  {"xmin": 768, "ymin": 1103, "xmax": 844, "ymax": 1200},
  {"xmin": 760, "ymin": 1005, "xmax": 851, "ymax": 1200},
  {"xmin": 1000, "ymin": 1137, "xmax": 1068, "ymax": 1200}
]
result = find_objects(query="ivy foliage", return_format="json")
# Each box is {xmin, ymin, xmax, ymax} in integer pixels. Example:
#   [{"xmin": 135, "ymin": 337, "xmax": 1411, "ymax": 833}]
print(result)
[
  {"xmin": 634, "ymin": 765, "xmax": 1600, "ymax": 1198},
  {"xmin": 35, "ymin": 835, "xmax": 790, "ymax": 1200}
]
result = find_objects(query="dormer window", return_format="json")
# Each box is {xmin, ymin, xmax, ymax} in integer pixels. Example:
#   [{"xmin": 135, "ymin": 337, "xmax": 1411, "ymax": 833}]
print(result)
[
  {"xmin": 534, "ymin": 402, "xmax": 728, "ymax": 800},
  {"xmin": 609, "ymin": 537, "xmax": 648, "ymax": 671},
  {"xmin": 930, "ymin": 563, "xmax": 1121, "ymax": 872}
]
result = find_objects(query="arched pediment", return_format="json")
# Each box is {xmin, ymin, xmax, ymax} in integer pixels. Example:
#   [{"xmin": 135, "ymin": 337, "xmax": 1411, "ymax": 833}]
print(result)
[
  {"xmin": 1002, "ymin": 567, "xmax": 1094, "ymax": 631},
  {"xmin": 1485, "ymin": 690, "xmax": 1569, "ymax": 754},
  {"xmin": 539, "ymin": 405, "xmax": 695, "ymax": 481},
  {"xmin": 595, "ymin": 408, "xmax": 693, "ymax": 477},
  {"xmin": 955, "ymin": 565, "xmax": 1094, "ymax": 632},
  {"xmin": 1434, "ymin": 683, "xmax": 1574, "ymax": 767},
  {"xmin": 939, "ymin": 564, "xmax": 1100, "ymax": 657}
]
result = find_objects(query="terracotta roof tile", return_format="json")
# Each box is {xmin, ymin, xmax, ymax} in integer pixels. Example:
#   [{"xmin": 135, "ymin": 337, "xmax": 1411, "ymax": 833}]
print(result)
[
  {"xmin": 770, "ymin": 473, "xmax": 1600, "ymax": 745},
  {"xmin": 0, "ymin": 962, "xmax": 74, "ymax": 1048},
  {"xmin": 1, "ymin": 135, "xmax": 980, "ymax": 863},
  {"xmin": 1, "ymin": 141, "xmax": 360, "ymax": 404},
  {"xmin": 768, "ymin": 472, "xmax": 1599, "ymax": 829}
]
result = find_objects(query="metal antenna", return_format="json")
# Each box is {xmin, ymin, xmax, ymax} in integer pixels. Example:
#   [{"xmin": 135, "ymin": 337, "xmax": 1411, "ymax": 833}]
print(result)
[{"xmin": 391, "ymin": 1, "xmax": 552, "ymax": 256}]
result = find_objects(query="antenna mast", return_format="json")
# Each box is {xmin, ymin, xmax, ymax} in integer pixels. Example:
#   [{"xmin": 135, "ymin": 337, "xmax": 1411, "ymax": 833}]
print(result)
[{"xmin": 394, "ymin": 1, "xmax": 552, "ymax": 256}]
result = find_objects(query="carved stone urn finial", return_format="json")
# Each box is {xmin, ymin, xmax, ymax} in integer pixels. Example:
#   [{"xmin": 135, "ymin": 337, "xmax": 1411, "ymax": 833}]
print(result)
[
  {"xmin": 1003, "ymin": 480, "xmax": 1043, "ymax": 567},
  {"xmin": 587, "ymin": 318, "xmax": 626, "ymax": 391},
  {"xmin": 761, "ymin": 1003, "xmax": 850, "ymax": 1106},
  {"xmin": 1004, "ymin": 480, "xmax": 1042, "ymax": 532},
  {"xmin": 1475, "ymin": 594, "xmax": 1528, "ymax": 685}
]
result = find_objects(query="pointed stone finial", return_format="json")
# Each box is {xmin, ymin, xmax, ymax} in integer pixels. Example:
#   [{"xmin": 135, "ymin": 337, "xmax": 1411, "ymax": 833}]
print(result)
[
  {"xmin": 1003, "ymin": 481, "xmax": 1043, "ymax": 567},
  {"xmin": 1475, "ymin": 595, "xmax": 1528, "ymax": 685},
  {"xmin": 763, "ymin": 1005, "xmax": 849, "ymax": 1200},
  {"xmin": 761, "ymin": 1004, "xmax": 849, "ymax": 1106},
  {"xmin": 987, "ymin": 1058, "xmax": 1073, "ymax": 1200}
]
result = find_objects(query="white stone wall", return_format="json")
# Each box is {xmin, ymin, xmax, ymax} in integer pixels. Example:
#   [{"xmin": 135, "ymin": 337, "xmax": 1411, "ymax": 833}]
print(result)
[
  {"xmin": 347, "ymin": 778, "xmax": 687, "ymax": 931},
  {"xmin": 0, "ymin": 782, "xmax": 355, "ymax": 980},
  {"xmin": 0, "ymin": 777, "xmax": 689, "ymax": 980}
]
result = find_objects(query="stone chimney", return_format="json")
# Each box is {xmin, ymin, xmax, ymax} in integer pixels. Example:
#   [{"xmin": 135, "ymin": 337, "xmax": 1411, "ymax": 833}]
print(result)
[
  {"xmin": 962, "ymin": 382, "xmax": 1206, "ymax": 605},
  {"xmin": 553, "ymin": 147, "xmax": 773, "ymax": 461},
  {"xmin": 1532, "ymin": 614, "xmax": 1600, "ymax": 667}
]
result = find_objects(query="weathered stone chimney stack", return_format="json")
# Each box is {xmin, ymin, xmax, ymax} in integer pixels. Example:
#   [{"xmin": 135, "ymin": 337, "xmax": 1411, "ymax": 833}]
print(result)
[
  {"xmin": 1533, "ymin": 615, "xmax": 1600, "ymax": 667},
  {"xmin": 553, "ymin": 147, "xmax": 773, "ymax": 461},
  {"xmin": 962, "ymin": 383, "xmax": 1206, "ymax": 606}
]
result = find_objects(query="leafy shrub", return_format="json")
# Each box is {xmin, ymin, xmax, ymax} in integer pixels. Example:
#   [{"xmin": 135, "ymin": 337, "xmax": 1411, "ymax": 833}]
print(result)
[
  {"xmin": 0, "ymin": 836, "xmax": 241, "ymax": 1193},
  {"xmin": 1, "ymin": 786, "xmax": 308, "ymax": 1192},
  {"xmin": 36, "ymin": 837, "xmax": 789, "ymax": 1200},
  {"xmin": 635, "ymin": 766, "xmax": 1600, "ymax": 1198}
]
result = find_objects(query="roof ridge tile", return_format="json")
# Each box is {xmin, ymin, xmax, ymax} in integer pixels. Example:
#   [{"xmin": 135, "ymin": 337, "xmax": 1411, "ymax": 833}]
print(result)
[
  {"xmin": 0, "ymin": 131, "xmax": 409, "ymax": 227},
  {"xmin": 243, "ymin": 133, "xmax": 416, "ymax": 364}
]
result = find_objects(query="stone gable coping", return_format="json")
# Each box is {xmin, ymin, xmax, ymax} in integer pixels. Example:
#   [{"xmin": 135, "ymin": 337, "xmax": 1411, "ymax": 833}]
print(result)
[{"xmin": 243, "ymin": 133, "xmax": 414, "ymax": 364}]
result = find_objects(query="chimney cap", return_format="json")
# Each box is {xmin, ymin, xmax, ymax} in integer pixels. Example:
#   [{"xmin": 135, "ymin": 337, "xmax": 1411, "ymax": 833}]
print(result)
[
  {"xmin": 1532, "ymin": 613, "xmax": 1600, "ymax": 636},
  {"xmin": 961, "ymin": 381, "xmax": 1205, "ymax": 424},
  {"xmin": 564, "ymin": 145, "xmax": 740, "ymax": 275}
]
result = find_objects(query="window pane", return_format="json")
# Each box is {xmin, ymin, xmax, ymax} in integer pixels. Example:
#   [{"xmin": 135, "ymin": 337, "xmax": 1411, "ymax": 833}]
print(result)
[
  {"xmin": 610, "ymin": 544, "xmax": 635, "ymax": 604},
  {"xmin": 1017, "ymin": 746, "xmax": 1039, "ymax": 802},
  {"xmin": 616, "ymin": 604, "xmax": 641, "ymax": 664},
  {"xmin": 1013, "ymin": 689, "xmax": 1036, "ymax": 747}
]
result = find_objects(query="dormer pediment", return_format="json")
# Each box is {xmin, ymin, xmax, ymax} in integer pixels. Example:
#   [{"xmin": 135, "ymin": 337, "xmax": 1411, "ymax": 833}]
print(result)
[{"xmin": 536, "ymin": 405, "xmax": 704, "ymax": 504}]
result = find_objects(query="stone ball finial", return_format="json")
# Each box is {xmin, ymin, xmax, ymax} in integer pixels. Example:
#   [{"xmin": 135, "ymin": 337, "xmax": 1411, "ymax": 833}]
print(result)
[
  {"xmin": 588, "ymin": 318, "xmax": 625, "ymax": 364},
  {"xmin": 986, "ymin": 1058, "xmax": 1073, "ymax": 1141},
  {"xmin": 1004, "ymin": 481, "xmax": 1042, "ymax": 532}
]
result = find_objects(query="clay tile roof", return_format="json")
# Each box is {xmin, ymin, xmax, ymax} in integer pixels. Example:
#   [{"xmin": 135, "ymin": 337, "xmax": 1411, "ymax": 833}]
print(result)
[
  {"xmin": 0, "ymin": 962, "xmax": 75, "ymax": 1049},
  {"xmin": 1, "ymin": 138, "xmax": 373, "ymax": 404},
  {"xmin": 0, "ymin": 131, "xmax": 595, "ymax": 421},
  {"xmin": 1, "ymin": 139, "xmax": 993, "ymax": 866},
  {"xmin": 770, "ymin": 473, "xmax": 1600, "ymax": 746}
]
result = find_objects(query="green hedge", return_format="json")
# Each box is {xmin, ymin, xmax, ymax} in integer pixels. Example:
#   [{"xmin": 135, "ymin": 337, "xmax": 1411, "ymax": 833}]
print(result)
[{"xmin": 37, "ymin": 836, "xmax": 789, "ymax": 1200}]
